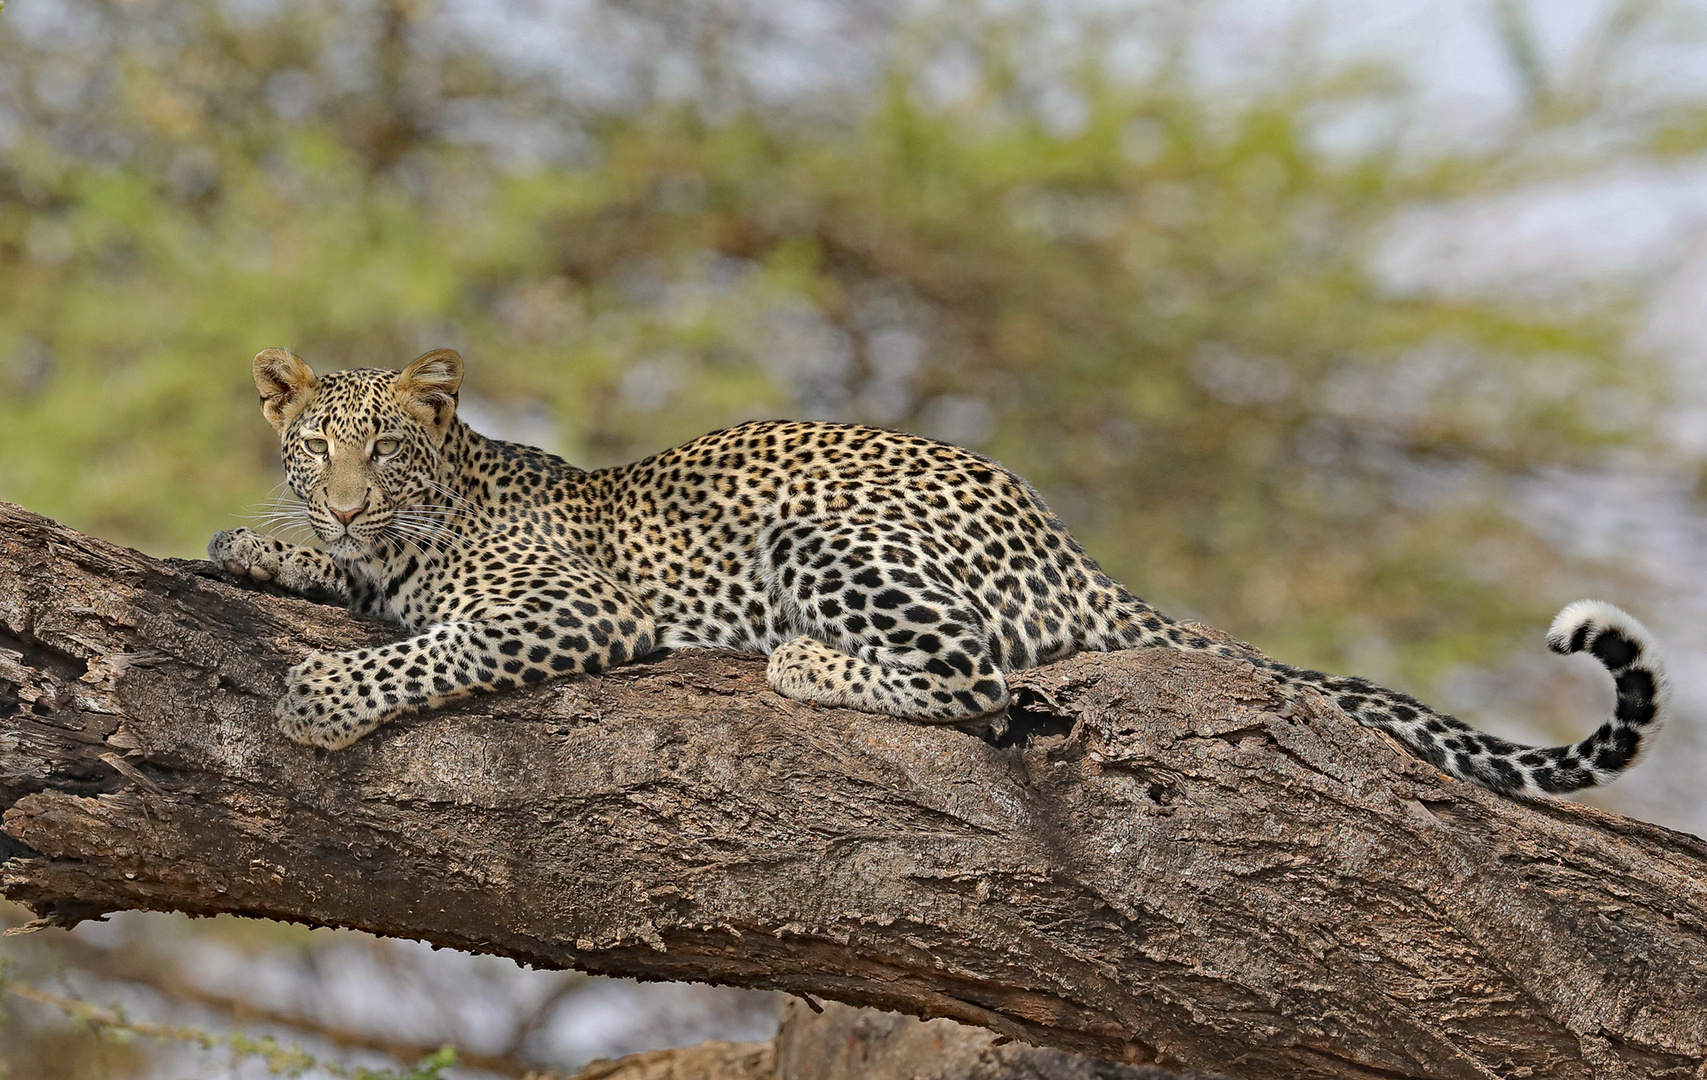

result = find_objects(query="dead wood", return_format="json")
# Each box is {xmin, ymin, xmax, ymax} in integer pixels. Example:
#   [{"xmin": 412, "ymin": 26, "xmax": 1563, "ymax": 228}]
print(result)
[
  {"xmin": 572, "ymin": 999, "xmax": 1200, "ymax": 1080},
  {"xmin": 1, "ymin": 500, "xmax": 1705, "ymax": 1080}
]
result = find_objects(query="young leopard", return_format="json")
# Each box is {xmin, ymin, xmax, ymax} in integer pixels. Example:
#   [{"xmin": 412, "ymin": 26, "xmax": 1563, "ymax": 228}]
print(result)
[{"xmin": 209, "ymin": 348, "xmax": 1670, "ymax": 797}]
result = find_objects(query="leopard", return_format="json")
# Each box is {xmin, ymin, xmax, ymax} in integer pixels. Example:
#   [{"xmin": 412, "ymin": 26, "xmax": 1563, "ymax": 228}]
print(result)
[{"xmin": 209, "ymin": 347, "xmax": 1670, "ymax": 797}]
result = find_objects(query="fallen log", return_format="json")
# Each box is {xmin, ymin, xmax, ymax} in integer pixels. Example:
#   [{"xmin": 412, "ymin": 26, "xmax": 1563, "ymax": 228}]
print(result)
[{"xmin": 1, "ymin": 501, "xmax": 1703, "ymax": 1079}]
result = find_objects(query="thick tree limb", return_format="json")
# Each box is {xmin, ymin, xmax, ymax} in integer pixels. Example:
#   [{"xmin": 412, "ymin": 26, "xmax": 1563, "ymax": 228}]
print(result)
[{"xmin": 1, "ymin": 501, "xmax": 1704, "ymax": 1080}]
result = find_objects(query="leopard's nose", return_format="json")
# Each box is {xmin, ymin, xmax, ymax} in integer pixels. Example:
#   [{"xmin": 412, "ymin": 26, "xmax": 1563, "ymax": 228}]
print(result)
[{"xmin": 330, "ymin": 501, "xmax": 367, "ymax": 526}]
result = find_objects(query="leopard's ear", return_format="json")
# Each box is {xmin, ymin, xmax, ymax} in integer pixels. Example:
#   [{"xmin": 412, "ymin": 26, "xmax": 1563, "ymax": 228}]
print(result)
[
  {"xmin": 395, "ymin": 348, "xmax": 463, "ymax": 435},
  {"xmin": 253, "ymin": 349, "xmax": 318, "ymax": 435}
]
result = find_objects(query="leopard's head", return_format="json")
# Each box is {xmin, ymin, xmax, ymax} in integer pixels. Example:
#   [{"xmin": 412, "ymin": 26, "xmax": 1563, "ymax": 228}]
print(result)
[{"xmin": 253, "ymin": 348, "xmax": 464, "ymax": 560}]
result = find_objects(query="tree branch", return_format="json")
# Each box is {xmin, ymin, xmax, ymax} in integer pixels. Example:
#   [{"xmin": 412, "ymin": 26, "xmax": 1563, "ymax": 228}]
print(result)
[{"xmin": 2, "ymin": 501, "xmax": 1704, "ymax": 1079}]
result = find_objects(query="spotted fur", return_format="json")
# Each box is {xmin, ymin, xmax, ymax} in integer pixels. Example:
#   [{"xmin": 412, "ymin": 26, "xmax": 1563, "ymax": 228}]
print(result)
[{"xmin": 210, "ymin": 349, "xmax": 1669, "ymax": 796}]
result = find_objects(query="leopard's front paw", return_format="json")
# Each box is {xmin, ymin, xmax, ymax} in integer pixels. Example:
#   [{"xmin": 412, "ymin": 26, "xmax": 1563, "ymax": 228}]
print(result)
[
  {"xmin": 208, "ymin": 527, "xmax": 285, "ymax": 583},
  {"xmin": 275, "ymin": 652, "xmax": 384, "ymax": 750}
]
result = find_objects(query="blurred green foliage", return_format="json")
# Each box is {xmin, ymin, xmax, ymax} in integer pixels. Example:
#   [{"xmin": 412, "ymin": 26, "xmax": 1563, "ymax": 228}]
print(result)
[
  {"xmin": 1, "ymin": 958, "xmax": 459, "ymax": 1079},
  {"xmin": 0, "ymin": 0, "xmax": 1685, "ymax": 697}
]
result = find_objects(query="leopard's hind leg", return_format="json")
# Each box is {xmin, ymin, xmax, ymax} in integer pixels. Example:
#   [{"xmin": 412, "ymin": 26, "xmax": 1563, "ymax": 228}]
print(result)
[{"xmin": 762, "ymin": 520, "xmax": 1007, "ymax": 721}]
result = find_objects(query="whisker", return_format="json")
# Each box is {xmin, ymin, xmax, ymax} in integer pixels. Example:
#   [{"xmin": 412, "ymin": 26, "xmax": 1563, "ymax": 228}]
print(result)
[
  {"xmin": 390, "ymin": 531, "xmax": 426, "ymax": 559},
  {"xmin": 387, "ymin": 519, "xmax": 439, "ymax": 540},
  {"xmin": 385, "ymin": 518, "xmax": 452, "ymax": 551},
  {"xmin": 421, "ymin": 479, "xmax": 491, "ymax": 521},
  {"xmin": 391, "ymin": 514, "xmax": 473, "ymax": 536},
  {"xmin": 390, "ymin": 504, "xmax": 477, "ymax": 534},
  {"xmin": 386, "ymin": 525, "xmax": 444, "ymax": 558},
  {"xmin": 388, "ymin": 510, "xmax": 458, "ymax": 531}
]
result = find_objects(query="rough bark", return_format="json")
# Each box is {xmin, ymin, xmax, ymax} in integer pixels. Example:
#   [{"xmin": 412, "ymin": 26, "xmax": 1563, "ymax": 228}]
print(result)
[
  {"xmin": 1, "ymin": 500, "xmax": 1705, "ymax": 1080},
  {"xmin": 568, "ymin": 1040, "xmax": 777, "ymax": 1080},
  {"xmin": 572, "ymin": 999, "xmax": 1197, "ymax": 1080},
  {"xmin": 772, "ymin": 999, "xmax": 1199, "ymax": 1080}
]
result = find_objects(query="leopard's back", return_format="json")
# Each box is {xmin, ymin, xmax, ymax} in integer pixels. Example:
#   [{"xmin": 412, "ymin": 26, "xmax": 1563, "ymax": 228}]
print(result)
[{"xmin": 587, "ymin": 420, "xmax": 1146, "ymax": 669}]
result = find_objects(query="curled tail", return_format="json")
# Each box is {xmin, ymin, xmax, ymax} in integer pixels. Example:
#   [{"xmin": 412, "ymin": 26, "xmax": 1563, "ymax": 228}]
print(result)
[
  {"xmin": 1276, "ymin": 600, "xmax": 1668, "ymax": 796},
  {"xmin": 1086, "ymin": 590, "xmax": 1669, "ymax": 796}
]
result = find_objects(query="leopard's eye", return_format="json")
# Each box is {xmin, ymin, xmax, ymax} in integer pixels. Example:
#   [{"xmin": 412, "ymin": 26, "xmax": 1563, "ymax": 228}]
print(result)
[
  {"xmin": 373, "ymin": 437, "xmax": 401, "ymax": 457},
  {"xmin": 304, "ymin": 437, "xmax": 329, "ymax": 456}
]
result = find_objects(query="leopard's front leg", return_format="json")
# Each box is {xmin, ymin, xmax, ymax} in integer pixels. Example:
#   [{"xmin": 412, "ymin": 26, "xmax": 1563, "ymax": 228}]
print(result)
[
  {"xmin": 208, "ymin": 527, "xmax": 350, "ymax": 603},
  {"xmin": 276, "ymin": 578, "xmax": 657, "ymax": 749}
]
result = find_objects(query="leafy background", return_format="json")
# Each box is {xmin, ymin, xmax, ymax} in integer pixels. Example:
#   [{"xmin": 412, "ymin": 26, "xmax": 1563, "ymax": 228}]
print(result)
[{"xmin": 5, "ymin": 0, "xmax": 1707, "ymax": 1076}]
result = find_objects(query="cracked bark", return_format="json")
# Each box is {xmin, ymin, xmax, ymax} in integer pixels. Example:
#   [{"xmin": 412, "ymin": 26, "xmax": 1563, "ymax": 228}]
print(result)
[{"xmin": 1, "ymin": 500, "xmax": 1704, "ymax": 1080}]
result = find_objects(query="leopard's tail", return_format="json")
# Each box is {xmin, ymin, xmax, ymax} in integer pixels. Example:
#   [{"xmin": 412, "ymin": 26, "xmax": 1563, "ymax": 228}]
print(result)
[
  {"xmin": 1272, "ymin": 600, "xmax": 1669, "ymax": 795},
  {"xmin": 1089, "ymin": 592, "xmax": 1669, "ymax": 796}
]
